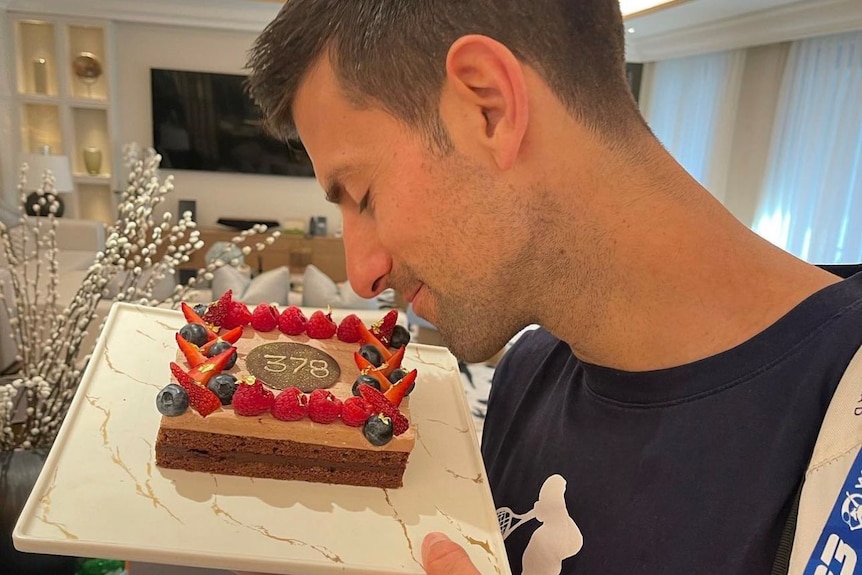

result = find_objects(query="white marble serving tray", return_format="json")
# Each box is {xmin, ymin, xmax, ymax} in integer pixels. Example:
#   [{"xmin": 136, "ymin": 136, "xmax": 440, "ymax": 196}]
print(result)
[{"xmin": 14, "ymin": 303, "xmax": 510, "ymax": 575}]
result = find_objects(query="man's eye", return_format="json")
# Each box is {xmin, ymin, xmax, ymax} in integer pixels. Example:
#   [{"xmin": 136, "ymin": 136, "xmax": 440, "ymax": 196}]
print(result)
[{"xmin": 358, "ymin": 192, "xmax": 371, "ymax": 214}]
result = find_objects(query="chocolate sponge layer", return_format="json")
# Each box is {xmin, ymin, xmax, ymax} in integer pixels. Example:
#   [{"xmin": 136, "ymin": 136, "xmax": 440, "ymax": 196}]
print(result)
[{"xmin": 156, "ymin": 428, "xmax": 409, "ymax": 488}]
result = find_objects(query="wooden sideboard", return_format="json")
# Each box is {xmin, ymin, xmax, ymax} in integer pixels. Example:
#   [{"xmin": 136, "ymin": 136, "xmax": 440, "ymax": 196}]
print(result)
[{"xmin": 182, "ymin": 228, "xmax": 348, "ymax": 283}]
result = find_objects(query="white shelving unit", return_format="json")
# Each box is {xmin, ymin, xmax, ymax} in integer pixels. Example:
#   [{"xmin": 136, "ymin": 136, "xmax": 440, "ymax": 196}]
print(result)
[{"xmin": 9, "ymin": 14, "xmax": 117, "ymax": 224}]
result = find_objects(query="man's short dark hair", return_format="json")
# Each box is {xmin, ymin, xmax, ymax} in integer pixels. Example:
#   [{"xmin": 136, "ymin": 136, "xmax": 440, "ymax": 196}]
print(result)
[{"xmin": 246, "ymin": 0, "xmax": 640, "ymax": 149}]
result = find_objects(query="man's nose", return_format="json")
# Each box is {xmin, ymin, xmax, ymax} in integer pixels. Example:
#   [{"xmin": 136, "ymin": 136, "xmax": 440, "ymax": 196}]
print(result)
[{"xmin": 341, "ymin": 214, "xmax": 391, "ymax": 299}]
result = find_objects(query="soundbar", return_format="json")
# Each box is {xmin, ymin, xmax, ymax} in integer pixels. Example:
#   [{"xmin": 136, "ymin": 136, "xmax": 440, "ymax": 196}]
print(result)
[{"xmin": 216, "ymin": 218, "xmax": 281, "ymax": 231}]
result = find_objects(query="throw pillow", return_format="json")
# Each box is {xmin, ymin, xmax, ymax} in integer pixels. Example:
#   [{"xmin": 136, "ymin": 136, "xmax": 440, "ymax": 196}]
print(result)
[
  {"xmin": 302, "ymin": 264, "xmax": 378, "ymax": 310},
  {"xmin": 210, "ymin": 265, "xmax": 291, "ymax": 305},
  {"xmin": 337, "ymin": 280, "xmax": 381, "ymax": 310},
  {"xmin": 242, "ymin": 266, "xmax": 291, "ymax": 305},
  {"xmin": 210, "ymin": 265, "xmax": 250, "ymax": 301}
]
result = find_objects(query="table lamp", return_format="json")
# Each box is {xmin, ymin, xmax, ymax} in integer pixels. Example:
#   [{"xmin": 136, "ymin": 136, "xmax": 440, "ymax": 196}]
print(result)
[{"xmin": 23, "ymin": 150, "xmax": 74, "ymax": 217}]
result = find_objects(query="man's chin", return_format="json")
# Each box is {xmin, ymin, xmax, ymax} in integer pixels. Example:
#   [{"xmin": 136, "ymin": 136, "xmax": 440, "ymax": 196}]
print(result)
[{"xmin": 439, "ymin": 328, "xmax": 507, "ymax": 364}]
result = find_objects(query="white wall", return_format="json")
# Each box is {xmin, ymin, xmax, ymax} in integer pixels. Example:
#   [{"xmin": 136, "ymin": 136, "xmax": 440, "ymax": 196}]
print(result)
[
  {"xmin": 114, "ymin": 22, "xmax": 341, "ymax": 232},
  {"xmin": 0, "ymin": 6, "xmax": 17, "ymax": 207}
]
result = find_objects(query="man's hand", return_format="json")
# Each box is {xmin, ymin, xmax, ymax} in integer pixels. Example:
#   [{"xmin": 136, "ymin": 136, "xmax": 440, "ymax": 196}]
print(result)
[{"xmin": 422, "ymin": 532, "xmax": 481, "ymax": 575}]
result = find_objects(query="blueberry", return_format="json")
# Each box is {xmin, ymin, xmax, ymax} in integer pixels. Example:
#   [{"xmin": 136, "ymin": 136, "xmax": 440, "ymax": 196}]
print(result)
[
  {"xmin": 352, "ymin": 374, "xmax": 382, "ymax": 396},
  {"xmin": 363, "ymin": 413, "xmax": 394, "ymax": 446},
  {"xmin": 208, "ymin": 373, "xmax": 238, "ymax": 405},
  {"xmin": 156, "ymin": 384, "xmax": 189, "ymax": 416},
  {"xmin": 193, "ymin": 303, "xmax": 209, "ymax": 317},
  {"xmin": 207, "ymin": 340, "xmax": 238, "ymax": 369},
  {"xmin": 359, "ymin": 344, "xmax": 383, "ymax": 367},
  {"xmin": 389, "ymin": 325, "xmax": 410, "ymax": 348},
  {"xmin": 179, "ymin": 323, "xmax": 208, "ymax": 347}
]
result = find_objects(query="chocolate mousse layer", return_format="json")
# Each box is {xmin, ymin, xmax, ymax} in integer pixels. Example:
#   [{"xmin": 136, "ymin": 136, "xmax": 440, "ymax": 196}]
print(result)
[{"xmin": 156, "ymin": 427, "xmax": 409, "ymax": 488}]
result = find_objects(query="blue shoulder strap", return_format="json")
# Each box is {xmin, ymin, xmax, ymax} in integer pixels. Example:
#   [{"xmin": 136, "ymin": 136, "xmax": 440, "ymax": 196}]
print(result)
[{"xmin": 786, "ymin": 344, "xmax": 862, "ymax": 575}]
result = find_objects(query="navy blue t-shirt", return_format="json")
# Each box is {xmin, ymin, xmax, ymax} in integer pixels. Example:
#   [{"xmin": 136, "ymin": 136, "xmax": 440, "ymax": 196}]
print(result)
[{"xmin": 482, "ymin": 273, "xmax": 862, "ymax": 575}]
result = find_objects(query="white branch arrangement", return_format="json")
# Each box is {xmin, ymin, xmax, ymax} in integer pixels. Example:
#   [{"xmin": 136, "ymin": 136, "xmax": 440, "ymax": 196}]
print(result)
[{"xmin": 0, "ymin": 145, "xmax": 280, "ymax": 450}]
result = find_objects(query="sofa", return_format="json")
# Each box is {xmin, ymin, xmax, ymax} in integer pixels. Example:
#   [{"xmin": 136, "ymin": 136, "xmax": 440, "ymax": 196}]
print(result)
[
  {"xmin": 184, "ymin": 263, "xmax": 408, "ymax": 329},
  {"xmin": 0, "ymin": 223, "xmax": 407, "ymax": 375}
]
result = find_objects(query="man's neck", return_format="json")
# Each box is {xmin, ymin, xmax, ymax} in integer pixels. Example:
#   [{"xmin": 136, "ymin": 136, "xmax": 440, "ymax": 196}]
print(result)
[{"xmin": 532, "ymin": 156, "xmax": 840, "ymax": 372}]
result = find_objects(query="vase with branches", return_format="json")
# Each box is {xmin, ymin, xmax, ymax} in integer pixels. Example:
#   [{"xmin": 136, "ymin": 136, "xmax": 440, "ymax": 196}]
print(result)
[{"xmin": 0, "ymin": 144, "xmax": 280, "ymax": 452}]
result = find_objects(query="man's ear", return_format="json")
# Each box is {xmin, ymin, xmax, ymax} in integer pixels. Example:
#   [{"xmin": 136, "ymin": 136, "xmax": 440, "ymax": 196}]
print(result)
[{"xmin": 444, "ymin": 34, "xmax": 528, "ymax": 170}]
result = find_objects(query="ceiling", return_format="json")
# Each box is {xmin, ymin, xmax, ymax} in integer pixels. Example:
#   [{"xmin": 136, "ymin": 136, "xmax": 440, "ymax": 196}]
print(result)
[
  {"xmin": 5, "ymin": 0, "xmax": 862, "ymax": 62},
  {"xmin": 624, "ymin": 0, "xmax": 862, "ymax": 61}
]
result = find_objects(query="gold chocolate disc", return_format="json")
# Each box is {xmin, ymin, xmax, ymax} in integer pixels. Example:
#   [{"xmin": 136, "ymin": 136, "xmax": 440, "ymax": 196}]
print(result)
[{"xmin": 245, "ymin": 342, "xmax": 340, "ymax": 392}]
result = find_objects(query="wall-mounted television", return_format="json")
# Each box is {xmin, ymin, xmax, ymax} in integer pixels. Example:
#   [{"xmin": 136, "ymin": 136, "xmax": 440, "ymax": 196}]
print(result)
[{"xmin": 151, "ymin": 68, "xmax": 314, "ymax": 177}]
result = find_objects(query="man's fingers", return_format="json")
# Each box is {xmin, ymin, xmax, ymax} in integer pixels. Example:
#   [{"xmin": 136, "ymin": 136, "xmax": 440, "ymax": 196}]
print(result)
[{"xmin": 422, "ymin": 532, "xmax": 481, "ymax": 575}]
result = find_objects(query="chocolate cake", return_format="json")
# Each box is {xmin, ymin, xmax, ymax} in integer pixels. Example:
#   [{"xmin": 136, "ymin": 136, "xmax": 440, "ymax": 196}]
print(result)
[{"xmin": 154, "ymin": 302, "xmax": 416, "ymax": 488}]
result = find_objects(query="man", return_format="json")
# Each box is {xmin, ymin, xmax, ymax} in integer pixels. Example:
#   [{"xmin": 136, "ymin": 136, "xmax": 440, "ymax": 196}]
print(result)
[{"xmin": 246, "ymin": 1, "xmax": 862, "ymax": 573}]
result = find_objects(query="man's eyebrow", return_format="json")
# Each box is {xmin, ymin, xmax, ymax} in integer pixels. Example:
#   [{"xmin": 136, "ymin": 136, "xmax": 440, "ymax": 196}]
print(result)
[
  {"xmin": 323, "ymin": 165, "xmax": 355, "ymax": 205},
  {"xmin": 324, "ymin": 179, "xmax": 344, "ymax": 204}
]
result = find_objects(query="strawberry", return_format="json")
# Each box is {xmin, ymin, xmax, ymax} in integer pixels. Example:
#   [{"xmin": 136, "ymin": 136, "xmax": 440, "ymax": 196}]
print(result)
[
  {"xmin": 186, "ymin": 346, "xmax": 237, "ymax": 386},
  {"xmin": 278, "ymin": 306, "xmax": 308, "ymax": 336},
  {"xmin": 307, "ymin": 389, "xmax": 342, "ymax": 423},
  {"xmin": 232, "ymin": 377, "xmax": 275, "ymax": 416},
  {"xmin": 358, "ymin": 383, "xmax": 409, "ymax": 435},
  {"xmin": 371, "ymin": 309, "xmax": 399, "ymax": 346},
  {"xmin": 175, "ymin": 332, "xmax": 208, "ymax": 368},
  {"xmin": 378, "ymin": 345, "xmax": 406, "ymax": 377},
  {"xmin": 353, "ymin": 352, "xmax": 392, "ymax": 391},
  {"xmin": 383, "ymin": 369, "xmax": 417, "ymax": 407},
  {"xmin": 341, "ymin": 396, "xmax": 373, "ymax": 427},
  {"xmin": 271, "ymin": 387, "xmax": 308, "ymax": 421},
  {"xmin": 223, "ymin": 300, "xmax": 252, "ymax": 329},
  {"xmin": 357, "ymin": 321, "xmax": 392, "ymax": 361},
  {"xmin": 169, "ymin": 362, "xmax": 221, "ymax": 417},
  {"xmin": 336, "ymin": 313, "xmax": 363, "ymax": 343},
  {"xmin": 251, "ymin": 303, "xmax": 280, "ymax": 332},
  {"xmin": 203, "ymin": 290, "xmax": 233, "ymax": 327},
  {"xmin": 306, "ymin": 310, "xmax": 337, "ymax": 339}
]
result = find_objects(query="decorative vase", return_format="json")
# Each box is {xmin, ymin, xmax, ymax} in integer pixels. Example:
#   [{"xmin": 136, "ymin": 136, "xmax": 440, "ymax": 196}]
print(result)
[
  {"xmin": 0, "ymin": 449, "xmax": 78, "ymax": 574},
  {"xmin": 24, "ymin": 190, "xmax": 65, "ymax": 218},
  {"xmin": 32, "ymin": 58, "xmax": 47, "ymax": 94},
  {"xmin": 83, "ymin": 147, "xmax": 102, "ymax": 176}
]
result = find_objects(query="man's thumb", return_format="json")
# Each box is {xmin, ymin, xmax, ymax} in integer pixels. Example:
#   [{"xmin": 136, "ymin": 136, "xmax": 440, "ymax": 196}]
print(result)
[{"xmin": 422, "ymin": 532, "xmax": 481, "ymax": 575}]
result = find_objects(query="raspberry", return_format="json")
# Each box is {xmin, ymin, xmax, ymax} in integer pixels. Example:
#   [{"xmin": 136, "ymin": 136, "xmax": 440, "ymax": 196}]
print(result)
[
  {"xmin": 371, "ymin": 310, "xmax": 398, "ymax": 346},
  {"xmin": 307, "ymin": 389, "xmax": 342, "ymax": 423},
  {"xmin": 223, "ymin": 300, "xmax": 252, "ymax": 329},
  {"xmin": 306, "ymin": 310, "xmax": 337, "ymax": 339},
  {"xmin": 341, "ymin": 396, "xmax": 373, "ymax": 427},
  {"xmin": 278, "ymin": 306, "xmax": 308, "ymax": 336},
  {"xmin": 336, "ymin": 313, "xmax": 363, "ymax": 343},
  {"xmin": 358, "ymin": 384, "xmax": 409, "ymax": 435},
  {"xmin": 203, "ymin": 290, "xmax": 233, "ymax": 327},
  {"xmin": 169, "ymin": 362, "xmax": 221, "ymax": 417},
  {"xmin": 271, "ymin": 387, "xmax": 308, "ymax": 421},
  {"xmin": 251, "ymin": 303, "xmax": 280, "ymax": 332},
  {"xmin": 232, "ymin": 378, "xmax": 275, "ymax": 416}
]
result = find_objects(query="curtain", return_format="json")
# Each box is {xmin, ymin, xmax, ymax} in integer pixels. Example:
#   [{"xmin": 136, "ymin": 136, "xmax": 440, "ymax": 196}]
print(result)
[
  {"xmin": 642, "ymin": 49, "xmax": 746, "ymax": 203},
  {"xmin": 723, "ymin": 43, "xmax": 791, "ymax": 228},
  {"xmin": 752, "ymin": 31, "xmax": 862, "ymax": 264}
]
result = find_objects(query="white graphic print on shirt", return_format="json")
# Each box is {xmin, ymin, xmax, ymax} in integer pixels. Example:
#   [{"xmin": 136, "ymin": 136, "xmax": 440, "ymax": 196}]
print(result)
[{"xmin": 496, "ymin": 474, "xmax": 583, "ymax": 575}]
